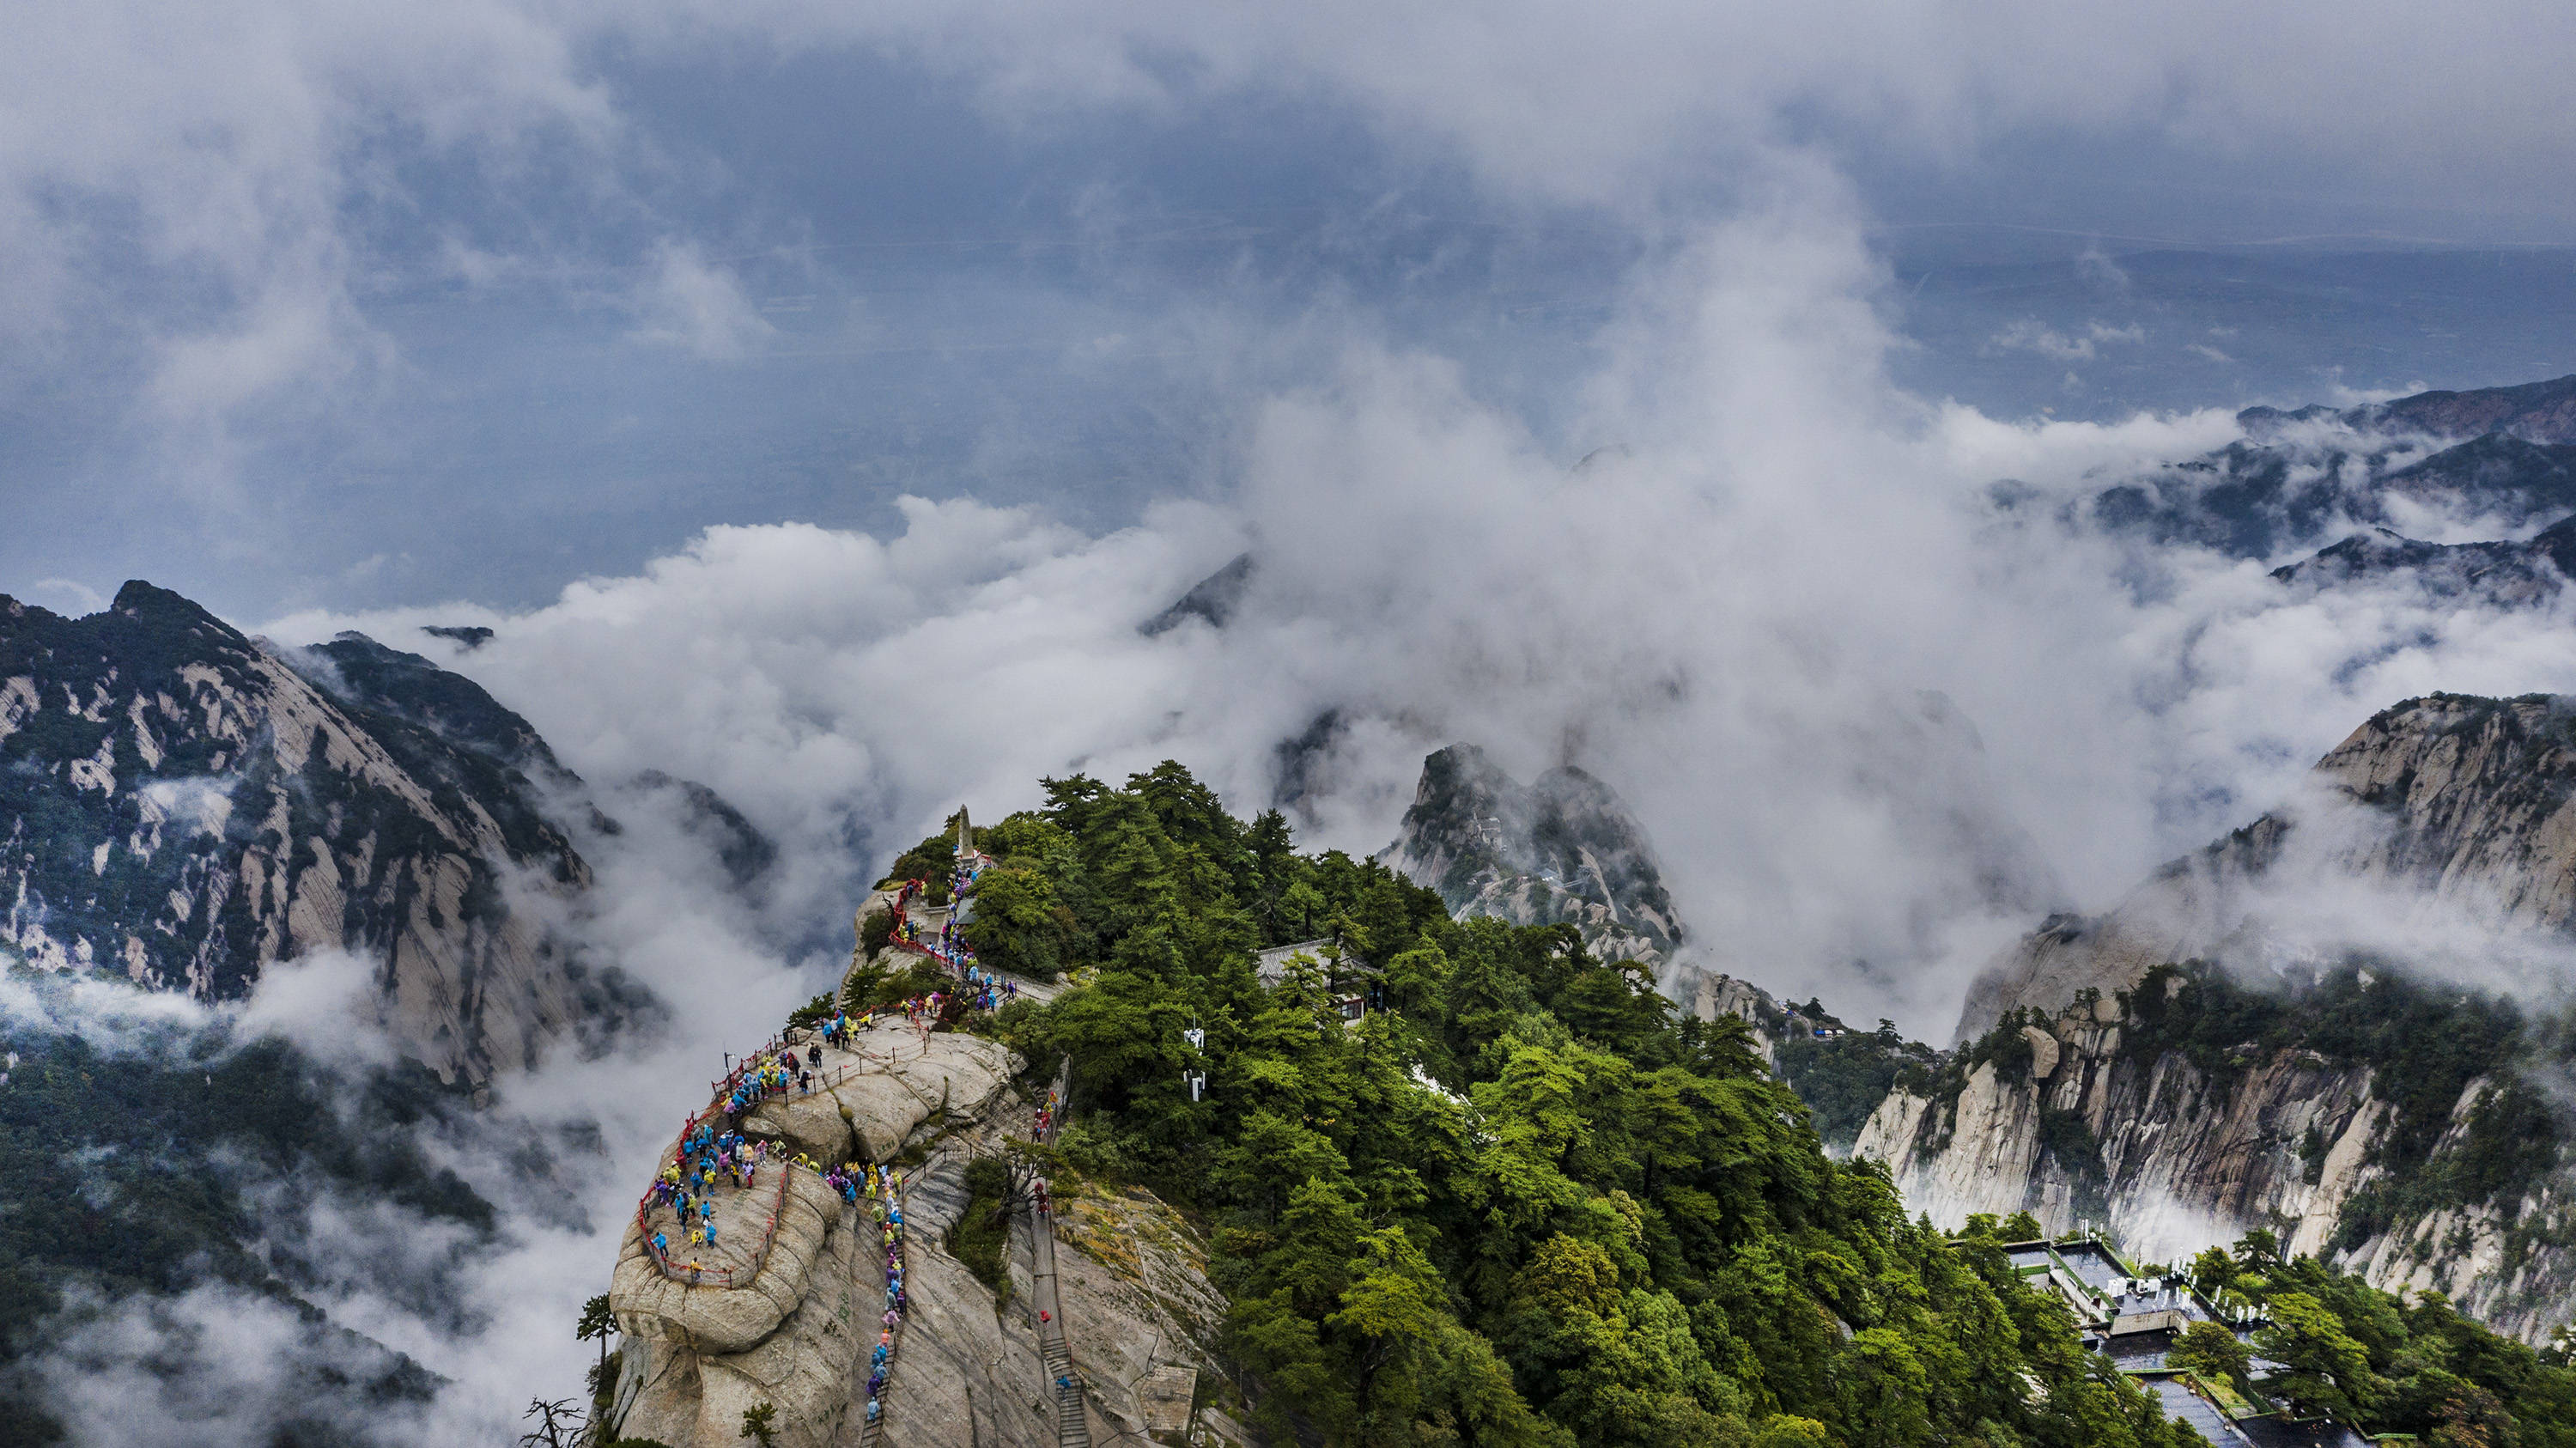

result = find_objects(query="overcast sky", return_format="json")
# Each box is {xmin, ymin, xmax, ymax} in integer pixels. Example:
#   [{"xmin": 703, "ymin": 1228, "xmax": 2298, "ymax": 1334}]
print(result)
[{"xmin": 6, "ymin": 0, "xmax": 2575, "ymax": 620}]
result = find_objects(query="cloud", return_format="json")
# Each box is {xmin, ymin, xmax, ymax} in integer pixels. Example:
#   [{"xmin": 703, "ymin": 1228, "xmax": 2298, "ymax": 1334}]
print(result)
[
  {"xmin": 2076, "ymin": 245, "xmax": 2131, "ymax": 290},
  {"xmin": 232, "ymin": 950, "xmax": 404, "ymax": 1072},
  {"xmin": 31, "ymin": 1283, "xmax": 429, "ymax": 1446},
  {"xmin": 26, "ymin": 579, "xmax": 106, "ymax": 612},
  {"xmin": 239, "ymin": 191, "xmax": 2576, "ymax": 1054},
  {"xmin": 1988, "ymin": 317, "xmax": 2147, "ymax": 362},
  {"xmin": 625, "ymin": 240, "xmax": 778, "ymax": 361},
  {"xmin": 7, "ymin": 0, "xmax": 2576, "ymax": 470},
  {"xmin": 0, "ymin": 0, "xmax": 615, "ymax": 455},
  {"xmin": 0, "ymin": 961, "xmax": 212, "ymax": 1056}
]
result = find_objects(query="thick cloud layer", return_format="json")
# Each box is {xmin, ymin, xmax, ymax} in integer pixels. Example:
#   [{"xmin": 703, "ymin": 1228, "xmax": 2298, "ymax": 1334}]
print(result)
[
  {"xmin": 15, "ymin": 0, "xmax": 2574, "ymax": 369},
  {"xmin": 261, "ymin": 196, "xmax": 2576, "ymax": 1043}
]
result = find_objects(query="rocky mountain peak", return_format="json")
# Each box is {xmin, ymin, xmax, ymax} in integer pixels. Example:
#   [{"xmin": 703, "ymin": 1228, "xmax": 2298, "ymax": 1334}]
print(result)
[
  {"xmin": 111, "ymin": 576, "xmax": 213, "ymax": 617},
  {"xmin": 1138, "ymin": 552, "xmax": 1255, "ymax": 636},
  {"xmin": 1379, "ymin": 742, "xmax": 1684, "ymax": 968}
]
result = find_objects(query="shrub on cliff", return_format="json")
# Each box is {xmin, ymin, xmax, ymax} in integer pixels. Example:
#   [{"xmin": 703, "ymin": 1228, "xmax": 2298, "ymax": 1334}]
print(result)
[
  {"xmin": 860, "ymin": 903, "xmax": 897, "ymax": 958},
  {"xmin": 840, "ymin": 956, "xmax": 951, "ymax": 1014},
  {"xmin": 874, "ymin": 830, "xmax": 960, "ymax": 904},
  {"xmin": 947, "ymin": 1157, "xmax": 1014, "ymax": 1302}
]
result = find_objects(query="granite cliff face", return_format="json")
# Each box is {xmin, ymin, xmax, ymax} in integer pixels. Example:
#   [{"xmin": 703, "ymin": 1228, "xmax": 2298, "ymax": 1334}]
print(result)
[
  {"xmin": 2307, "ymin": 694, "xmax": 2576, "ymax": 927},
  {"xmin": 1862, "ymin": 692, "xmax": 2576, "ymax": 1341},
  {"xmin": 1378, "ymin": 743, "xmax": 1684, "ymax": 970},
  {"xmin": 606, "ymin": 1027, "xmax": 1028, "ymax": 1448},
  {"xmin": 1855, "ymin": 985, "xmax": 2576, "ymax": 1342},
  {"xmin": 0, "ymin": 583, "xmax": 595, "ymax": 1080},
  {"xmin": 605, "ymin": 939, "xmax": 1242, "ymax": 1448}
]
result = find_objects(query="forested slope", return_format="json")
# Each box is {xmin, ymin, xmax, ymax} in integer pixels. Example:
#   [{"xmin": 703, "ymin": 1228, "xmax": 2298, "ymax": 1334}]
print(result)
[{"xmin": 957, "ymin": 764, "xmax": 2202, "ymax": 1448}]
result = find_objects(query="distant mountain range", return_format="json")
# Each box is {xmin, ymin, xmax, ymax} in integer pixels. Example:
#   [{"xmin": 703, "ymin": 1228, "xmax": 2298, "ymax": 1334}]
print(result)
[
  {"xmin": 2238, "ymin": 372, "xmax": 2576, "ymax": 447},
  {"xmin": 2269, "ymin": 516, "xmax": 2576, "ymax": 603},
  {"xmin": 2069, "ymin": 372, "xmax": 2576, "ymax": 605}
]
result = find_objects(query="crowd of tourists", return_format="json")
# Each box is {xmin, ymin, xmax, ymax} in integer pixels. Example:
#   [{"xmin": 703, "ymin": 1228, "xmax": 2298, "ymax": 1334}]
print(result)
[
  {"xmin": 862, "ymin": 1165, "xmax": 908, "ymax": 1427},
  {"xmin": 880, "ymin": 863, "xmax": 1025, "ymax": 1031},
  {"xmin": 646, "ymin": 1123, "xmax": 773, "ymax": 1258},
  {"xmin": 720, "ymin": 1048, "xmax": 814, "ymax": 1116},
  {"xmin": 639, "ymin": 1036, "xmax": 848, "ymax": 1281},
  {"xmin": 883, "ymin": 966, "xmax": 1021, "ymax": 1035}
]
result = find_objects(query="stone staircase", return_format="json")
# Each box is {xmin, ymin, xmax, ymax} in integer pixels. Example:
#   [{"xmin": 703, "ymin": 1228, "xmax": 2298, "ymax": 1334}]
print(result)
[
  {"xmin": 855, "ymin": 1184, "xmax": 907, "ymax": 1448},
  {"xmin": 1042, "ymin": 1329, "xmax": 1090, "ymax": 1448},
  {"xmin": 1030, "ymin": 1063, "xmax": 1091, "ymax": 1448},
  {"xmin": 1030, "ymin": 1196, "xmax": 1091, "ymax": 1448}
]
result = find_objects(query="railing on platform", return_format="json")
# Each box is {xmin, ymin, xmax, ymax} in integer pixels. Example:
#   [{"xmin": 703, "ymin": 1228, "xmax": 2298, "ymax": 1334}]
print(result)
[
  {"xmin": 634, "ymin": 1146, "xmax": 791, "ymax": 1291},
  {"xmin": 635, "ymin": 1032, "xmax": 844, "ymax": 1291}
]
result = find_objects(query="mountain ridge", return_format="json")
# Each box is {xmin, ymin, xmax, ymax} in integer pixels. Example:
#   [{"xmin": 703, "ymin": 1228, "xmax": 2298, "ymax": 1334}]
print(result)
[{"xmin": 0, "ymin": 581, "xmax": 600, "ymax": 1080}]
